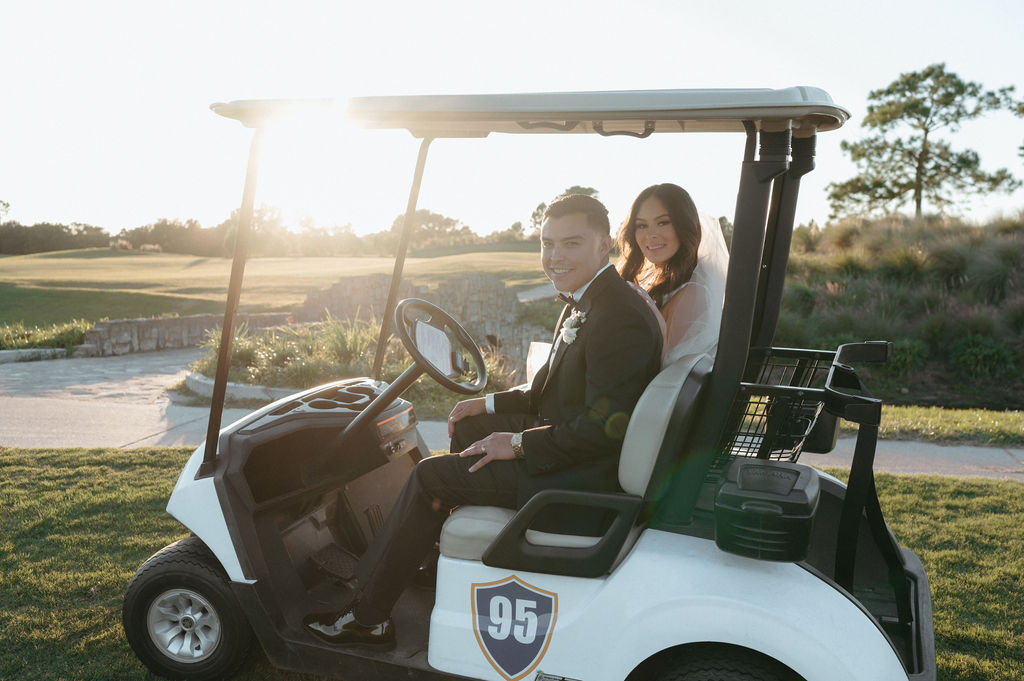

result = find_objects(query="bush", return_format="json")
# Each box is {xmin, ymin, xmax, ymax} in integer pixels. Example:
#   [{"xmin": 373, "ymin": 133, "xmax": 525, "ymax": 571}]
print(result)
[
  {"xmin": 886, "ymin": 338, "xmax": 930, "ymax": 375},
  {"xmin": 0, "ymin": 319, "xmax": 92, "ymax": 350},
  {"xmin": 192, "ymin": 318, "xmax": 520, "ymax": 418},
  {"xmin": 924, "ymin": 240, "xmax": 970, "ymax": 290},
  {"xmin": 877, "ymin": 246, "xmax": 926, "ymax": 283},
  {"xmin": 950, "ymin": 335, "xmax": 1013, "ymax": 378},
  {"xmin": 781, "ymin": 282, "xmax": 816, "ymax": 317},
  {"xmin": 965, "ymin": 249, "xmax": 1010, "ymax": 305},
  {"xmin": 1007, "ymin": 297, "xmax": 1024, "ymax": 336},
  {"xmin": 772, "ymin": 309, "xmax": 816, "ymax": 348},
  {"xmin": 791, "ymin": 223, "xmax": 822, "ymax": 253}
]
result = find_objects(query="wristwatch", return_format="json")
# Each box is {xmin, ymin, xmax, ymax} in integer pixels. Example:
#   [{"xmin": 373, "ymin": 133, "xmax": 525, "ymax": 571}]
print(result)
[{"xmin": 510, "ymin": 432, "xmax": 525, "ymax": 460}]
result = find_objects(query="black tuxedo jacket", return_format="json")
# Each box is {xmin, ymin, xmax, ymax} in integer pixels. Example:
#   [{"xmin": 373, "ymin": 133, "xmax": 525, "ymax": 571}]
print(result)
[{"xmin": 493, "ymin": 266, "xmax": 663, "ymax": 512}]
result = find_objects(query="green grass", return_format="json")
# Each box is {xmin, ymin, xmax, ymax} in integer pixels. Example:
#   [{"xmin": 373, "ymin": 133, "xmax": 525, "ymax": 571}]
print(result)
[
  {"xmin": 861, "ymin": 406, "xmax": 1024, "ymax": 447},
  {"xmin": 0, "ymin": 249, "xmax": 546, "ymax": 326},
  {"xmin": 1, "ymin": 447, "xmax": 1021, "ymax": 680}
]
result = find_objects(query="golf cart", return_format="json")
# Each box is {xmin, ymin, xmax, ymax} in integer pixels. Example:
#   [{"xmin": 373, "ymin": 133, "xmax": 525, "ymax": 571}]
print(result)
[{"xmin": 122, "ymin": 88, "xmax": 936, "ymax": 681}]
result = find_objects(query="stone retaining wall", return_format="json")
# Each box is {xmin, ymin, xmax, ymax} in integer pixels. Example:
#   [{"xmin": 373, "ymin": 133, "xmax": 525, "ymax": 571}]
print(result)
[
  {"xmin": 79, "ymin": 313, "xmax": 290, "ymax": 357},
  {"xmin": 67, "ymin": 274, "xmax": 553, "ymax": 378},
  {"xmin": 294, "ymin": 273, "xmax": 551, "ymax": 377}
]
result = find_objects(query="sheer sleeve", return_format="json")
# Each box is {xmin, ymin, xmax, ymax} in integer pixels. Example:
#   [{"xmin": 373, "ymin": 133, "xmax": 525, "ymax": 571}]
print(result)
[
  {"xmin": 660, "ymin": 211, "xmax": 728, "ymax": 367},
  {"xmin": 660, "ymin": 282, "xmax": 713, "ymax": 366}
]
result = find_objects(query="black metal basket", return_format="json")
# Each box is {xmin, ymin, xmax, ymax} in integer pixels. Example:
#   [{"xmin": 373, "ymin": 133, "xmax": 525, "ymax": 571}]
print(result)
[{"xmin": 716, "ymin": 347, "xmax": 836, "ymax": 463}]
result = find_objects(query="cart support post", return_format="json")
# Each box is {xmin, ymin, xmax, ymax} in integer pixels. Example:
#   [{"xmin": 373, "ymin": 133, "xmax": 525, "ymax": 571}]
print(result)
[
  {"xmin": 652, "ymin": 126, "xmax": 790, "ymax": 526},
  {"xmin": 200, "ymin": 127, "xmax": 265, "ymax": 475},
  {"xmin": 371, "ymin": 137, "xmax": 433, "ymax": 380},
  {"xmin": 751, "ymin": 133, "xmax": 817, "ymax": 351}
]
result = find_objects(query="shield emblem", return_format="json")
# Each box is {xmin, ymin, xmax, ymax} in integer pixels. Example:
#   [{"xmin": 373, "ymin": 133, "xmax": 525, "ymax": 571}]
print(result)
[{"xmin": 471, "ymin": 576, "xmax": 558, "ymax": 681}]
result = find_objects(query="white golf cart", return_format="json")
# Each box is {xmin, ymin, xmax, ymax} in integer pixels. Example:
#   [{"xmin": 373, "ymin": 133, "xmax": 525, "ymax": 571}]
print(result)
[{"xmin": 122, "ymin": 88, "xmax": 935, "ymax": 681}]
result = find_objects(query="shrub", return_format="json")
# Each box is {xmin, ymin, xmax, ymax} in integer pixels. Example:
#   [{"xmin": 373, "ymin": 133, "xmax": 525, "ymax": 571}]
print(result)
[
  {"xmin": 923, "ymin": 243, "xmax": 967, "ymax": 285},
  {"xmin": 781, "ymin": 282, "xmax": 816, "ymax": 317},
  {"xmin": 1007, "ymin": 297, "xmax": 1024, "ymax": 336},
  {"xmin": 965, "ymin": 250, "xmax": 1009, "ymax": 305},
  {"xmin": 833, "ymin": 253, "xmax": 867, "ymax": 276},
  {"xmin": 950, "ymin": 335, "xmax": 1013, "ymax": 378},
  {"xmin": 917, "ymin": 312, "xmax": 951, "ymax": 354},
  {"xmin": 824, "ymin": 220, "xmax": 861, "ymax": 251},
  {"xmin": 886, "ymin": 338, "xmax": 930, "ymax": 375},
  {"xmin": 191, "ymin": 318, "xmax": 520, "ymax": 418},
  {"xmin": 772, "ymin": 309, "xmax": 816, "ymax": 348},
  {"xmin": 0, "ymin": 319, "xmax": 92, "ymax": 350},
  {"xmin": 877, "ymin": 246, "xmax": 926, "ymax": 283},
  {"xmin": 792, "ymin": 223, "xmax": 822, "ymax": 253}
]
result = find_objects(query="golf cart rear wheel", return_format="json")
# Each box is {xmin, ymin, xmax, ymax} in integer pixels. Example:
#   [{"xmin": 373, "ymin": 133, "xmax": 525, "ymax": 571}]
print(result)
[
  {"xmin": 650, "ymin": 646, "xmax": 799, "ymax": 681},
  {"xmin": 123, "ymin": 536, "xmax": 253, "ymax": 681}
]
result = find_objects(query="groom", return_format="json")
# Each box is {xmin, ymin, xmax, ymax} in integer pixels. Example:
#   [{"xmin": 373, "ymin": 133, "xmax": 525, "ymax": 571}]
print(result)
[{"xmin": 306, "ymin": 194, "xmax": 664, "ymax": 648}]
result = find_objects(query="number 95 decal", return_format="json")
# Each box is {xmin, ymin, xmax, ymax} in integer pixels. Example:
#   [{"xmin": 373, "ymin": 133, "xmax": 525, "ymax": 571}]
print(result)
[{"xmin": 472, "ymin": 576, "xmax": 558, "ymax": 681}]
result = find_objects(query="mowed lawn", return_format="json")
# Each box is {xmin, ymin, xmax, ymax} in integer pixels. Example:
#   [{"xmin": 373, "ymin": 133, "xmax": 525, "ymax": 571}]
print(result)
[
  {"xmin": 0, "ymin": 249, "xmax": 548, "ymax": 326},
  {"xmin": 1, "ymin": 447, "xmax": 1021, "ymax": 681}
]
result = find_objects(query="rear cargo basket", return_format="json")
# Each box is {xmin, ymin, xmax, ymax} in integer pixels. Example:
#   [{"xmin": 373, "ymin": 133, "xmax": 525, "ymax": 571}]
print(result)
[{"xmin": 717, "ymin": 347, "xmax": 834, "ymax": 463}]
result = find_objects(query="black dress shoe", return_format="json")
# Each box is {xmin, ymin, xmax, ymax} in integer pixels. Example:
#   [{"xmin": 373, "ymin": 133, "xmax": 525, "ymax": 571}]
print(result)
[{"xmin": 304, "ymin": 609, "xmax": 396, "ymax": 650}]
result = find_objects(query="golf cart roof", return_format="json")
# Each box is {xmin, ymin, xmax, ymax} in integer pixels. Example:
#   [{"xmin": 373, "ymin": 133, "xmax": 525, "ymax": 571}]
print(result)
[{"xmin": 210, "ymin": 87, "xmax": 849, "ymax": 137}]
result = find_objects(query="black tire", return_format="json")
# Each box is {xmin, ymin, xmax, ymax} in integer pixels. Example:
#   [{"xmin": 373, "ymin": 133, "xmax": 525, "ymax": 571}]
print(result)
[
  {"xmin": 642, "ymin": 646, "xmax": 799, "ymax": 681},
  {"xmin": 122, "ymin": 536, "xmax": 254, "ymax": 681}
]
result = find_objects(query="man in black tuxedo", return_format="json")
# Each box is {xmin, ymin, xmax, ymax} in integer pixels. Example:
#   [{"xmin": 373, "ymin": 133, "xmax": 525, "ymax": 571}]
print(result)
[{"xmin": 306, "ymin": 194, "xmax": 664, "ymax": 648}]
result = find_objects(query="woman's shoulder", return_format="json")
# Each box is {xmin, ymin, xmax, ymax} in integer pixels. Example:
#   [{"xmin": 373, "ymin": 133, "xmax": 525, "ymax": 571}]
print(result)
[{"xmin": 659, "ymin": 281, "xmax": 698, "ymax": 307}]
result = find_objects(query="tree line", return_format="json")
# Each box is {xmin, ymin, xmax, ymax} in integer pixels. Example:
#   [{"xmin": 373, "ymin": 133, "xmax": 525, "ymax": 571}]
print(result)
[
  {"xmin": 0, "ymin": 206, "xmax": 537, "ymax": 258},
  {"xmin": 0, "ymin": 187, "xmax": 601, "ymax": 258},
  {"xmin": 5, "ymin": 64, "xmax": 1024, "ymax": 257}
]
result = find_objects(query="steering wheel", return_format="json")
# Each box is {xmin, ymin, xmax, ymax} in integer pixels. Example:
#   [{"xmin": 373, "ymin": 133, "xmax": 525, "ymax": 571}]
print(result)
[{"xmin": 393, "ymin": 298, "xmax": 487, "ymax": 395}]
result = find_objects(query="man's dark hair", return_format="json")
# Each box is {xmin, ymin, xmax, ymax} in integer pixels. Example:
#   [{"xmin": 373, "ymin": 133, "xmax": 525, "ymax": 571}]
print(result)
[{"xmin": 544, "ymin": 194, "xmax": 610, "ymax": 235}]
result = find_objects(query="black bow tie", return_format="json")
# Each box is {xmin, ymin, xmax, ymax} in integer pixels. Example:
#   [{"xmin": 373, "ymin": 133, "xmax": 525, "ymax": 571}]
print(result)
[{"xmin": 557, "ymin": 293, "xmax": 578, "ymax": 310}]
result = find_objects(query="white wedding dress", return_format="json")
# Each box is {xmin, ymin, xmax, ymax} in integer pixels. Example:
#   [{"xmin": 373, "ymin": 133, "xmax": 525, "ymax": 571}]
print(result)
[{"xmin": 636, "ymin": 211, "xmax": 728, "ymax": 368}]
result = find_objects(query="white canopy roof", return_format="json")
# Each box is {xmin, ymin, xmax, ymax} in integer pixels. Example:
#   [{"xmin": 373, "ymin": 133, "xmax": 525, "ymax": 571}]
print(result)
[{"xmin": 210, "ymin": 87, "xmax": 849, "ymax": 138}]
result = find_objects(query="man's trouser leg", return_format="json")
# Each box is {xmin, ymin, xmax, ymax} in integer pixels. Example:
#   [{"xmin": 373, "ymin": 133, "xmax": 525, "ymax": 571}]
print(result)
[{"xmin": 354, "ymin": 413, "xmax": 534, "ymax": 623}]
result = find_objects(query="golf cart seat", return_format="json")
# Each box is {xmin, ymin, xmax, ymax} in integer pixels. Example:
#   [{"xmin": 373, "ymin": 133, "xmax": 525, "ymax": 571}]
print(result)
[{"xmin": 438, "ymin": 352, "xmax": 709, "ymax": 572}]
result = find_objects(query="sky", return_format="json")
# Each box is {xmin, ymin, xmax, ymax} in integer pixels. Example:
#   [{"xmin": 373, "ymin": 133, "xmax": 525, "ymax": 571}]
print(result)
[{"xmin": 2, "ymin": 0, "xmax": 1023, "ymax": 238}]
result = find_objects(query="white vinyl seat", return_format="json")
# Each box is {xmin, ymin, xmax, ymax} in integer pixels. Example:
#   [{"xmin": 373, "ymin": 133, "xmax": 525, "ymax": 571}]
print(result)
[{"xmin": 438, "ymin": 353, "xmax": 706, "ymax": 563}]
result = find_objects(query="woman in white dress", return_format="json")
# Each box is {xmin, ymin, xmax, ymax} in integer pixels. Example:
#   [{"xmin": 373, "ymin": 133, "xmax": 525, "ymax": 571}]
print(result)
[{"xmin": 617, "ymin": 183, "xmax": 729, "ymax": 367}]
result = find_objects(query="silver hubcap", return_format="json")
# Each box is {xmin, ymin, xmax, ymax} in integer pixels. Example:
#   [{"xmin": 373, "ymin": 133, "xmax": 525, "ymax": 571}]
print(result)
[{"xmin": 146, "ymin": 588, "xmax": 222, "ymax": 663}]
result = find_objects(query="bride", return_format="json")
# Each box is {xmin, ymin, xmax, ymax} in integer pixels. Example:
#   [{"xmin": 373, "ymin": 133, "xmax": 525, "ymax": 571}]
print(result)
[{"xmin": 616, "ymin": 183, "xmax": 728, "ymax": 367}]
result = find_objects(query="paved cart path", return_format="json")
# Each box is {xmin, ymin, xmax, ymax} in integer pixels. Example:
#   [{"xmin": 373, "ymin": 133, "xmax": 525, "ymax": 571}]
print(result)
[
  {"xmin": 0, "ymin": 348, "xmax": 250, "ymax": 449},
  {"xmin": 1, "ymin": 349, "xmax": 1022, "ymax": 482}
]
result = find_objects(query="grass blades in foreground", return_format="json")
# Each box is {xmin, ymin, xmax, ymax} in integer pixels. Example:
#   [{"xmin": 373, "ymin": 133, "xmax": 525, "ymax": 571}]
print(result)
[{"xmin": 1, "ymin": 448, "xmax": 1022, "ymax": 680}]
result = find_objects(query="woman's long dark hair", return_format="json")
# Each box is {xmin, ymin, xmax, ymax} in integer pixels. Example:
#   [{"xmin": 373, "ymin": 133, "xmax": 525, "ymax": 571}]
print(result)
[{"xmin": 617, "ymin": 183, "xmax": 702, "ymax": 305}]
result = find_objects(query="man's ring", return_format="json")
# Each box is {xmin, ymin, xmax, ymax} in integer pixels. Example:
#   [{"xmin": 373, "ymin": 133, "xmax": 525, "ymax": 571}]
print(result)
[{"xmin": 481, "ymin": 446, "xmax": 486, "ymax": 454}]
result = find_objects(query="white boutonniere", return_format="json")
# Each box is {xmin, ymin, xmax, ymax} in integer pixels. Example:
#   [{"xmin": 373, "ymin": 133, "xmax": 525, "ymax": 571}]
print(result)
[{"xmin": 560, "ymin": 308, "xmax": 587, "ymax": 344}]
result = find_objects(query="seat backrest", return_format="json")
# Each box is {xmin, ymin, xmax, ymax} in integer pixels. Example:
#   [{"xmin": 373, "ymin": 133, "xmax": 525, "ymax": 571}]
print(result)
[{"xmin": 618, "ymin": 353, "xmax": 706, "ymax": 495}]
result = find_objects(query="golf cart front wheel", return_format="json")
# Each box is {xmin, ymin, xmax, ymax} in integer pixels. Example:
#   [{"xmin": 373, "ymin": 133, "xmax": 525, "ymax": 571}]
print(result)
[{"xmin": 122, "ymin": 536, "xmax": 253, "ymax": 681}]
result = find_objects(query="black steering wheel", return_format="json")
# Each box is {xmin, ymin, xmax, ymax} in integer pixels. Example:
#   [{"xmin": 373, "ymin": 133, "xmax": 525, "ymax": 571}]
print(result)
[{"xmin": 393, "ymin": 298, "xmax": 487, "ymax": 395}]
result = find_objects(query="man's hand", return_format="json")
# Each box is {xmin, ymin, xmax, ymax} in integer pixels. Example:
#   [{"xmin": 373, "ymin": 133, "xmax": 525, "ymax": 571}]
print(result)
[
  {"xmin": 447, "ymin": 397, "xmax": 486, "ymax": 437},
  {"xmin": 459, "ymin": 432, "xmax": 515, "ymax": 473}
]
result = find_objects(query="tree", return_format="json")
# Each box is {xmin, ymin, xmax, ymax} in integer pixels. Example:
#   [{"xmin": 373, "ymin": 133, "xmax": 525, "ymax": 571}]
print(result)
[
  {"xmin": 390, "ymin": 209, "xmax": 472, "ymax": 250},
  {"xmin": 0, "ymin": 199, "xmax": 9, "ymax": 221},
  {"xmin": 560, "ymin": 185, "xmax": 599, "ymax": 198},
  {"xmin": 528, "ymin": 186, "xmax": 601, "ymax": 236},
  {"xmin": 1015, "ymin": 99, "xmax": 1024, "ymax": 160},
  {"xmin": 528, "ymin": 202, "xmax": 547, "ymax": 236},
  {"xmin": 828, "ymin": 63, "xmax": 1020, "ymax": 219}
]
